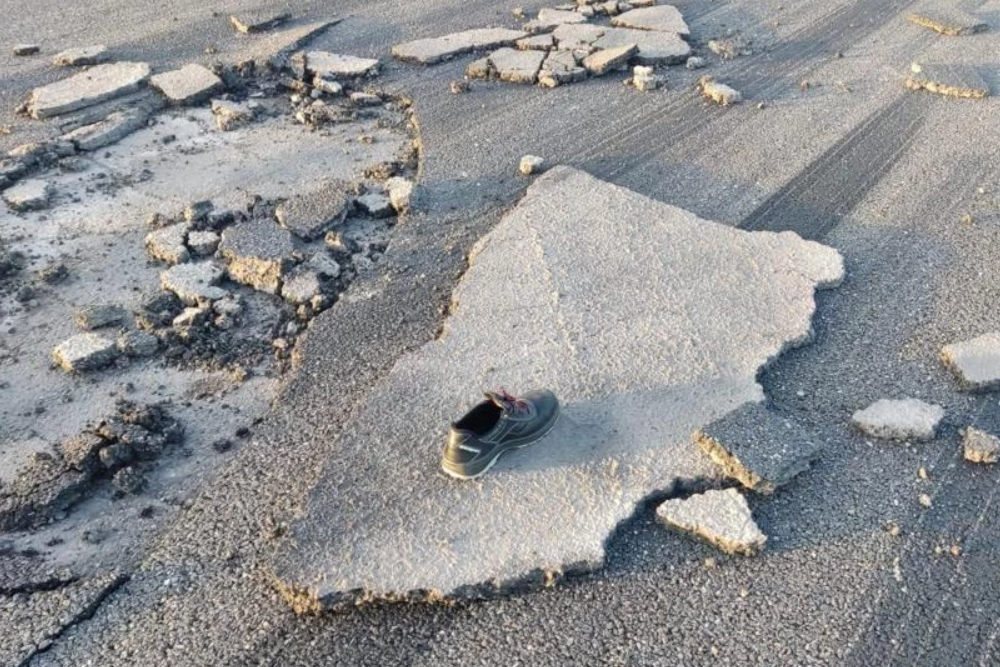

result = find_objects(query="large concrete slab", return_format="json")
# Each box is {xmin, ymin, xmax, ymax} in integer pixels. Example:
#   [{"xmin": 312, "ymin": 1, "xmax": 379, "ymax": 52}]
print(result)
[
  {"xmin": 593, "ymin": 27, "xmax": 691, "ymax": 64},
  {"xmin": 27, "ymin": 62, "xmax": 151, "ymax": 118},
  {"xmin": 392, "ymin": 28, "xmax": 528, "ymax": 64},
  {"xmin": 611, "ymin": 6, "xmax": 690, "ymax": 36},
  {"xmin": 273, "ymin": 167, "xmax": 843, "ymax": 611}
]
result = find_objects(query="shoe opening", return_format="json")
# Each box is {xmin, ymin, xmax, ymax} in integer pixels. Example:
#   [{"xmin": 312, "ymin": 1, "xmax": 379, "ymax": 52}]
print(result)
[{"xmin": 454, "ymin": 401, "xmax": 501, "ymax": 435}]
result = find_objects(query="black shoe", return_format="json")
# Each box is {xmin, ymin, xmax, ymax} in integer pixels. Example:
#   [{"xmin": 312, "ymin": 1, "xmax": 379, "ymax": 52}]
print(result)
[{"xmin": 442, "ymin": 389, "xmax": 560, "ymax": 480}]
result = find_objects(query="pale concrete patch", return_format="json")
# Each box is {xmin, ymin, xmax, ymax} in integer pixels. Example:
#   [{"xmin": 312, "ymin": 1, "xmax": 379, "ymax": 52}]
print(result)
[
  {"xmin": 273, "ymin": 166, "xmax": 843, "ymax": 609},
  {"xmin": 940, "ymin": 332, "xmax": 1000, "ymax": 391},
  {"xmin": 392, "ymin": 28, "xmax": 528, "ymax": 64},
  {"xmin": 611, "ymin": 6, "xmax": 690, "ymax": 35},
  {"xmin": 656, "ymin": 488, "xmax": 766, "ymax": 555},
  {"xmin": 149, "ymin": 64, "xmax": 224, "ymax": 105},
  {"xmin": 851, "ymin": 398, "xmax": 944, "ymax": 442},
  {"xmin": 28, "ymin": 62, "xmax": 151, "ymax": 119}
]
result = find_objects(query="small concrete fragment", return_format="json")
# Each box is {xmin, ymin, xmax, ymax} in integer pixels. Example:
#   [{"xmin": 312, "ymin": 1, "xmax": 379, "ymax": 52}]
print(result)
[
  {"xmin": 281, "ymin": 269, "xmax": 322, "ymax": 305},
  {"xmin": 611, "ymin": 5, "xmax": 689, "ymax": 35},
  {"xmin": 584, "ymin": 43, "xmax": 637, "ymax": 76},
  {"xmin": 940, "ymin": 332, "xmax": 1000, "ymax": 391},
  {"xmin": 349, "ymin": 91, "xmax": 382, "ymax": 106},
  {"xmin": 907, "ymin": 10, "xmax": 987, "ymax": 36},
  {"xmin": 28, "ymin": 62, "xmax": 151, "ymax": 119},
  {"xmin": 52, "ymin": 333, "xmax": 119, "ymax": 372},
  {"xmin": 218, "ymin": 220, "xmax": 293, "ymax": 293},
  {"xmin": 593, "ymin": 27, "xmax": 689, "ymax": 64},
  {"xmin": 3, "ymin": 179, "xmax": 53, "ymax": 211},
  {"xmin": 276, "ymin": 182, "xmax": 350, "ymax": 240},
  {"xmin": 160, "ymin": 262, "xmax": 227, "ymax": 305},
  {"xmin": 62, "ymin": 109, "xmax": 147, "ymax": 151},
  {"xmin": 699, "ymin": 75, "xmax": 742, "ymax": 105},
  {"xmin": 963, "ymin": 427, "xmax": 1000, "ymax": 464},
  {"xmin": 851, "ymin": 398, "xmax": 944, "ymax": 442},
  {"xmin": 694, "ymin": 402, "xmax": 822, "ymax": 494},
  {"xmin": 186, "ymin": 230, "xmax": 220, "ymax": 256},
  {"xmin": 517, "ymin": 34, "xmax": 556, "ymax": 51},
  {"xmin": 525, "ymin": 8, "xmax": 588, "ymax": 33},
  {"xmin": 906, "ymin": 63, "xmax": 989, "ymax": 99},
  {"xmin": 145, "ymin": 223, "xmax": 190, "ymax": 265},
  {"xmin": 520, "ymin": 155, "xmax": 544, "ymax": 175},
  {"xmin": 305, "ymin": 252, "xmax": 341, "ymax": 279},
  {"xmin": 13, "ymin": 44, "xmax": 40, "ymax": 56},
  {"xmin": 0, "ymin": 456, "xmax": 90, "ymax": 531},
  {"xmin": 632, "ymin": 65, "xmax": 659, "ymax": 91},
  {"xmin": 211, "ymin": 99, "xmax": 254, "ymax": 131},
  {"xmin": 305, "ymin": 51, "xmax": 380, "ymax": 79},
  {"xmin": 384, "ymin": 177, "xmax": 414, "ymax": 213},
  {"xmin": 149, "ymin": 64, "xmax": 224, "ymax": 105},
  {"xmin": 52, "ymin": 45, "xmax": 108, "ymax": 67},
  {"xmin": 230, "ymin": 11, "xmax": 290, "ymax": 34},
  {"xmin": 117, "ymin": 330, "xmax": 160, "ymax": 357},
  {"xmin": 538, "ymin": 50, "xmax": 587, "ymax": 87},
  {"xmin": 356, "ymin": 193, "xmax": 394, "ymax": 218},
  {"xmin": 686, "ymin": 56, "xmax": 706, "ymax": 69},
  {"xmin": 656, "ymin": 488, "xmax": 766, "ymax": 555},
  {"xmin": 486, "ymin": 47, "xmax": 546, "ymax": 83},
  {"xmin": 75, "ymin": 304, "xmax": 126, "ymax": 331},
  {"xmin": 392, "ymin": 28, "xmax": 528, "ymax": 65}
]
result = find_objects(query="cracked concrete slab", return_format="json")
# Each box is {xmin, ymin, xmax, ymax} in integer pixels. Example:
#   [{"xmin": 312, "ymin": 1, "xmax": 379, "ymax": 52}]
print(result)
[
  {"xmin": 611, "ymin": 6, "xmax": 690, "ymax": 36},
  {"xmin": 656, "ymin": 488, "xmax": 766, "ymax": 555},
  {"xmin": 27, "ymin": 62, "xmax": 151, "ymax": 119},
  {"xmin": 392, "ymin": 28, "xmax": 529, "ymax": 64},
  {"xmin": 592, "ymin": 27, "xmax": 690, "ymax": 64},
  {"xmin": 273, "ymin": 166, "xmax": 843, "ymax": 610}
]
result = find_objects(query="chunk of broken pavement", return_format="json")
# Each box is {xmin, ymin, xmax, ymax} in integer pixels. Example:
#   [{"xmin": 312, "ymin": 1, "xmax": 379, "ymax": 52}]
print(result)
[
  {"xmin": 304, "ymin": 51, "xmax": 380, "ymax": 79},
  {"xmin": 62, "ymin": 109, "xmax": 148, "ymax": 151},
  {"xmin": 392, "ymin": 28, "xmax": 529, "ymax": 65},
  {"xmin": 906, "ymin": 63, "xmax": 989, "ymax": 99},
  {"xmin": 280, "ymin": 269, "xmax": 322, "ymax": 305},
  {"xmin": 907, "ymin": 10, "xmax": 987, "ymax": 36},
  {"xmin": 186, "ymin": 230, "xmax": 220, "ymax": 256},
  {"xmin": 631, "ymin": 65, "xmax": 659, "ymax": 91},
  {"xmin": 963, "ymin": 427, "xmax": 1000, "ymax": 464},
  {"xmin": 28, "ymin": 62, "xmax": 151, "ymax": 119},
  {"xmin": 3, "ymin": 178, "xmax": 53, "ymax": 211},
  {"xmin": 356, "ymin": 193, "xmax": 394, "ymax": 218},
  {"xmin": 349, "ymin": 91, "xmax": 382, "ymax": 106},
  {"xmin": 75, "ymin": 304, "xmax": 126, "ymax": 330},
  {"xmin": 519, "ymin": 155, "xmax": 544, "ymax": 175},
  {"xmin": 593, "ymin": 27, "xmax": 690, "ymax": 64},
  {"xmin": 686, "ymin": 56, "xmax": 706, "ymax": 69},
  {"xmin": 230, "ymin": 11, "xmax": 290, "ymax": 34},
  {"xmin": 516, "ymin": 34, "xmax": 556, "ymax": 51},
  {"xmin": 145, "ymin": 223, "xmax": 190, "ymax": 265},
  {"xmin": 538, "ymin": 50, "xmax": 587, "ymax": 87},
  {"xmin": 52, "ymin": 45, "xmax": 109, "ymax": 67},
  {"xmin": 611, "ymin": 6, "xmax": 690, "ymax": 35},
  {"xmin": 0, "ymin": 456, "xmax": 90, "ymax": 532},
  {"xmin": 475, "ymin": 47, "xmax": 546, "ymax": 84},
  {"xmin": 657, "ymin": 488, "xmax": 766, "ymax": 556},
  {"xmin": 150, "ymin": 64, "xmax": 224, "ymax": 105},
  {"xmin": 694, "ymin": 402, "xmax": 822, "ymax": 494},
  {"xmin": 699, "ymin": 75, "xmax": 742, "ymax": 105},
  {"xmin": 275, "ymin": 182, "xmax": 350, "ymax": 240},
  {"xmin": 13, "ymin": 44, "xmax": 40, "ymax": 56},
  {"xmin": 553, "ymin": 23, "xmax": 605, "ymax": 51},
  {"xmin": 384, "ymin": 176, "xmax": 414, "ymax": 213},
  {"xmin": 52, "ymin": 333, "xmax": 119, "ymax": 372},
  {"xmin": 160, "ymin": 262, "xmax": 227, "ymax": 305},
  {"xmin": 211, "ymin": 99, "xmax": 254, "ymax": 131},
  {"xmin": 60, "ymin": 433, "xmax": 104, "ymax": 472},
  {"xmin": 851, "ymin": 398, "xmax": 944, "ymax": 442},
  {"xmin": 940, "ymin": 332, "xmax": 1000, "ymax": 391},
  {"xmin": 525, "ymin": 8, "xmax": 588, "ymax": 33},
  {"xmin": 218, "ymin": 220, "xmax": 293, "ymax": 293},
  {"xmin": 583, "ymin": 43, "xmax": 637, "ymax": 76},
  {"xmin": 118, "ymin": 330, "xmax": 160, "ymax": 357}
]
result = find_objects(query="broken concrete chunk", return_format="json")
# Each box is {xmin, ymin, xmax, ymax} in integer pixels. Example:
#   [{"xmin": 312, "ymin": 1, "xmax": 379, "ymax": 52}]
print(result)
[
  {"xmin": 686, "ymin": 56, "xmax": 706, "ymax": 69},
  {"xmin": 183, "ymin": 200, "xmax": 213, "ymax": 223},
  {"xmin": 907, "ymin": 10, "xmax": 987, "ymax": 36},
  {"xmin": 349, "ymin": 91, "xmax": 382, "ymax": 106},
  {"xmin": 173, "ymin": 306, "xmax": 210, "ymax": 328},
  {"xmin": 356, "ymin": 193, "xmax": 394, "ymax": 218},
  {"xmin": 3, "ymin": 179, "xmax": 53, "ymax": 211},
  {"xmin": 230, "ymin": 11, "xmax": 290, "ymax": 34},
  {"xmin": 52, "ymin": 45, "xmax": 109, "ymax": 67},
  {"xmin": 694, "ymin": 402, "xmax": 822, "ymax": 494},
  {"xmin": 117, "ymin": 330, "xmax": 160, "ymax": 357},
  {"xmin": 145, "ymin": 223, "xmax": 190, "ymax": 265},
  {"xmin": 611, "ymin": 5, "xmax": 689, "ymax": 35},
  {"xmin": 150, "ymin": 64, "xmax": 224, "ymax": 105},
  {"xmin": 593, "ymin": 27, "xmax": 689, "ymax": 64},
  {"xmin": 160, "ymin": 262, "xmax": 227, "ymax": 305},
  {"xmin": 583, "ymin": 43, "xmax": 637, "ymax": 76},
  {"xmin": 517, "ymin": 34, "xmax": 556, "ymax": 51},
  {"xmin": 657, "ymin": 488, "xmax": 766, "ymax": 555},
  {"xmin": 60, "ymin": 433, "xmax": 104, "ymax": 472},
  {"xmin": 62, "ymin": 109, "xmax": 147, "ymax": 151},
  {"xmin": 384, "ymin": 176, "xmax": 414, "ymax": 213},
  {"xmin": 0, "ymin": 456, "xmax": 90, "ymax": 532},
  {"xmin": 708, "ymin": 36, "xmax": 752, "ymax": 59},
  {"xmin": 538, "ymin": 50, "xmax": 587, "ymax": 87},
  {"xmin": 963, "ymin": 427, "xmax": 1000, "ymax": 464},
  {"xmin": 699, "ymin": 75, "xmax": 742, "ymax": 105},
  {"xmin": 276, "ymin": 182, "xmax": 351, "ymax": 240},
  {"xmin": 940, "ymin": 332, "xmax": 1000, "ymax": 391},
  {"xmin": 75, "ymin": 304, "xmax": 126, "ymax": 330},
  {"xmin": 305, "ymin": 51, "xmax": 380, "ymax": 79},
  {"xmin": 465, "ymin": 57, "xmax": 492, "ymax": 79},
  {"xmin": 906, "ymin": 63, "xmax": 989, "ymax": 99},
  {"xmin": 281, "ymin": 269, "xmax": 322, "ymax": 305},
  {"xmin": 13, "ymin": 44, "xmax": 40, "ymax": 56},
  {"xmin": 392, "ymin": 28, "xmax": 529, "ymax": 65},
  {"xmin": 52, "ymin": 333, "xmax": 119, "ymax": 372},
  {"xmin": 28, "ymin": 62, "xmax": 151, "ymax": 119},
  {"xmin": 211, "ymin": 99, "xmax": 255, "ymax": 131},
  {"xmin": 553, "ymin": 24, "xmax": 606, "ymax": 50},
  {"xmin": 186, "ymin": 230, "xmax": 220, "ymax": 256},
  {"xmin": 112, "ymin": 466, "xmax": 145, "ymax": 494},
  {"xmin": 525, "ymin": 8, "xmax": 588, "ymax": 33},
  {"xmin": 632, "ymin": 65, "xmax": 659, "ymax": 91},
  {"xmin": 313, "ymin": 75, "xmax": 344, "ymax": 95},
  {"xmin": 218, "ymin": 220, "xmax": 293, "ymax": 293},
  {"xmin": 851, "ymin": 398, "xmax": 944, "ymax": 442},
  {"xmin": 487, "ymin": 47, "xmax": 547, "ymax": 84},
  {"xmin": 520, "ymin": 155, "xmax": 544, "ymax": 175},
  {"xmin": 305, "ymin": 252, "xmax": 341, "ymax": 279}
]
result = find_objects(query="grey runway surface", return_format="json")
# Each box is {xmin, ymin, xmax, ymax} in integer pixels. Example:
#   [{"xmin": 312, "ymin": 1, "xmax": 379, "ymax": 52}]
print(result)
[{"xmin": 3, "ymin": 0, "xmax": 1000, "ymax": 664}]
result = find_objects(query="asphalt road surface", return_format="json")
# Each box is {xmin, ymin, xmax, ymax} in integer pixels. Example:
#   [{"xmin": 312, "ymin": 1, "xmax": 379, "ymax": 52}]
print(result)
[{"xmin": 3, "ymin": 0, "xmax": 1000, "ymax": 664}]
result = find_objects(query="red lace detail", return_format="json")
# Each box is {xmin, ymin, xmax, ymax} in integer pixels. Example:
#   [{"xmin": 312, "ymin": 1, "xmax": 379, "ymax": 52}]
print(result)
[{"xmin": 495, "ymin": 387, "xmax": 530, "ymax": 415}]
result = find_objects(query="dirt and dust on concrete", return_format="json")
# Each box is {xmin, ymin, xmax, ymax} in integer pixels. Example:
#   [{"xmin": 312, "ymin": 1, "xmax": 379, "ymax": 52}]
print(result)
[{"xmin": 0, "ymin": 16, "xmax": 421, "ymax": 602}]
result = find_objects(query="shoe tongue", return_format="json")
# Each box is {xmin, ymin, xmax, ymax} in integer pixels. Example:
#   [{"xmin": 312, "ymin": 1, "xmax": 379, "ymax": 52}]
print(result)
[{"xmin": 484, "ymin": 391, "xmax": 512, "ymax": 410}]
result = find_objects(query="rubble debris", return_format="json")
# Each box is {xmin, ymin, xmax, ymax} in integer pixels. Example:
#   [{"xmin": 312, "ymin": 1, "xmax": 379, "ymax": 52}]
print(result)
[
  {"xmin": 52, "ymin": 333, "xmax": 119, "ymax": 373},
  {"xmin": 52, "ymin": 45, "xmax": 109, "ymax": 67},
  {"xmin": 28, "ymin": 61, "xmax": 151, "ymax": 119},
  {"xmin": 280, "ymin": 268, "xmax": 322, "ymax": 305},
  {"xmin": 173, "ymin": 306, "xmax": 210, "ymax": 328},
  {"xmin": 906, "ymin": 63, "xmax": 989, "ymax": 99},
  {"xmin": 686, "ymin": 56, "xmax": 706, "ymax": 69},
  {"xmin": 211, "ymin": 99, "xmax": 255, "ymax": 131},
  {"xmin": 230, "ymin": 11, "xmax": 291, "ymax": 34},
  {"xmin": 519, "ymin": 155, "xmax": 544, "ymax": 175},
  {"xmin": 392, "ymin": 28, "xmax": 529, "ymax": 65},
  {"xmin": 187, "ymin": 230, "xmax": 220, "ymax": 256},
  {"xmin": 963, "ymin": 427, "xmax": 1000, "ymax": 464},
  {"xmin": 13, "ymin": 44, "xmax": 40, "ymax": 56},
  {"xmin": 294, "ymin": 99, "xmax": 353, "ymax": 126},
  {"xmin": 218, "ymin": 219, "xmax": 293, "ymax": 293},
  {"xmin": 657, "ymin": 488, "xmax": 766, "ymax": 555},
  {"xmin": 593, "ymin": 27, "xmax": 690, "ymax": 64},
  {"xmin": 469, "ymin": 47, "xmax": 547, "ymax": 84},
  {"xmin": 184, "ymin": 200, "xmax": 213, "ymax": 223},
  {"xmin": 150, "ymin": 64, "xmax": 224, "ymax": 105},
  {"xmin": 276, "ymin": 182, "xmax": 350, "ymax": 240},
  {"xmin": 708, "ymin": 35, "xmax": 752, "ymax": 59},
  {"xmin": 62, "ymin": 109, "xmax": 148, "ymax": 151},
  {"xmin": 538, "ymin": 50, "xmax": 587, "ymax": 87},
  {"xmin": 907, "ymin": 10, "xmax": 987, "ymax": 36},
  {"xmin": 37, "ymin": 260, "xmax": 68, "ymax": 283},
  {"xmin": 631, "ymin": 65, "xmax": 659, "ymax": 91},
  {"xmin": 694, "ymin": 402, "xmax": 822, "ymax": 494},
  {"xmin": 349, "ymin": 91, "xmax": 382, "ymax": 106},
  {"xmin": 552, "ymin": 23, "xmax": 605, "ymax": 50},
  {"xmin": 517, "ymin": 34, "xmax": 556, "ymax": 51},
  {"xmin": 0, "ymin": 456, "xmax": 88, "ymax": 532},
  {"xmin": 583, "ymin": 43, "xmax": 637, "ymax": 76},
  {"xmin": 940, "ymin": 332, "xmax": 1000, "ymax": 391},
  {"xmin": 305, "ymin": 253, "xmax": 341, "ymax": 279},
  {"xmin": 117, "ymin": 330, "xmax": 160, "ymax": 357},
  {"xmin": 699, "ymin": 75, "xmax": 742, "ymax": 105},
  {"xmin": 356, "ymin": 192, "xmax": 394, "ymax": 218},
  {"xmin": 304, "ymin": 51, "xmax": 380, "ymax": 79},
  {"xmin": 146, "ymin": 223, "xmax": 190, "ymax": 265},
  {"xmin": 313, "ymin": 74, "xmax": 344, "ymax": 95},
  {"xmin": 611, "ymin": 5, "xmax": 690, "ymax": 35},
  {"xmin": 384, "ymin": 176, "xmax": 414, "ymax": 213},
  {"xmin": 3, "ymin": 178, "xmax": 53, "ymax": 211},
  {"xmin": 851, "ymin": 398, "xmax": 944, "ymax": 442},
  {"xmin": 75, "ymin": 304, "xmax": 126, "ymax": 330},
  {"xmin": 112, "ymin": 466, "xmax": 145, "ymax": 494},
  {"xmin": 525, "ymin": 8, "xmax": 588, "ymax": 33},
  {"xmin": 160, "ymin": 261, "xmax": 228, "ymax": 305}
]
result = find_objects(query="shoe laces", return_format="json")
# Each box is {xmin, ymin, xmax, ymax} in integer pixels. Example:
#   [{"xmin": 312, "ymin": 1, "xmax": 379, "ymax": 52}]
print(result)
[{"xmin": 493, "ymin": 388, "xmax": 531, "ymax": 416}]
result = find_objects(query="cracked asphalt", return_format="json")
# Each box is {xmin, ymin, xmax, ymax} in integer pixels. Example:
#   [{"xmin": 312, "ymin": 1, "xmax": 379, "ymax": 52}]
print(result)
[{"xmin": 4, "ymin": 0, "xmax": 1000, "ymax": 664}]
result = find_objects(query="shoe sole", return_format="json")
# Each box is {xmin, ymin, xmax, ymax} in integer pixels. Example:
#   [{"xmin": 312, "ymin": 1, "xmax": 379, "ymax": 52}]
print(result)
[{"xmin": 442, "ymin": 405, "xmax": 561, "ymax": 481}]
